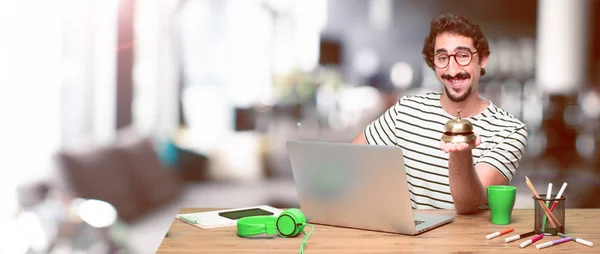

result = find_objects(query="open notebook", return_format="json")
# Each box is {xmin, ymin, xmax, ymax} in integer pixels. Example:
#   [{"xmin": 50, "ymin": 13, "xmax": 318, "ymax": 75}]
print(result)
[{"xmin": 175, "ymin": 205, "xmax": 283, "ymax": 229}]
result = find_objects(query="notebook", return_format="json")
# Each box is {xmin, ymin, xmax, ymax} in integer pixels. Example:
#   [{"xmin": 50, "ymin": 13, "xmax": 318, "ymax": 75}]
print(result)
[{"xmin": 175, "ymin": 205, "xmax": 282, "ymax": 229}]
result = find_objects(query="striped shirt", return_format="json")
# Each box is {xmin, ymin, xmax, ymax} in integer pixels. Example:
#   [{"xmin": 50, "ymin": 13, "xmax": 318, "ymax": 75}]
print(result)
[{"xmin": 364, "ymin": 92, "xmax": 528, "ymax": 209}]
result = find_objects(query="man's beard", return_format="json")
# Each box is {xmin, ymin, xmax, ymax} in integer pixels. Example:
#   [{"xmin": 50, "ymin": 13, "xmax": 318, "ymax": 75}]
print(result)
[
  {"xmin": 442, "ymin": 72, "xmax": 472, "ymax": 102},
  {"xmin": 444, "ymin": 85, "xmax": 472, "ymax": 102}
]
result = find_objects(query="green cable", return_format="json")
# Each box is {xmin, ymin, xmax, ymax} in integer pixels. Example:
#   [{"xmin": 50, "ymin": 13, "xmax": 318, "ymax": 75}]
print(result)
[{"xmin": 299, "ymin": 224, "xmax": 314, "ymax": 254}]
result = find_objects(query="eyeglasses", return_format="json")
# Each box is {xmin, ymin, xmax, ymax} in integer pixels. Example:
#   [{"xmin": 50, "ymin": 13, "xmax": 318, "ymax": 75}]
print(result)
[{"xmin": 433, "ymin": 50, "xmax": 478, "ymax": 69}]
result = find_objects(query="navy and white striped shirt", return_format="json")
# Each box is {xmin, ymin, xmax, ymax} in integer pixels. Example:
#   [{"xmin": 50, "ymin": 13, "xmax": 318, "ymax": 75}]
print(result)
[{"xmin": 364, "ymin": 92, "xmax": 528, "ymax": 209}]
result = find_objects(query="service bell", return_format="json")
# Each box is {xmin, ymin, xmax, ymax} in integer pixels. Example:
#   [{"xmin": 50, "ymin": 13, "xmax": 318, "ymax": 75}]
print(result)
[{"xmin": 441, "ymin": 111, "xmax": 477, "ymax": 143}]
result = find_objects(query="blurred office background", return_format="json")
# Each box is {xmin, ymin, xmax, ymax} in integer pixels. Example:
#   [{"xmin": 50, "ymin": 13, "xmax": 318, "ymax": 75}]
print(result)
[{"xmin": 1, "ymin": 0, "xmax": 599, "ymax": 253}]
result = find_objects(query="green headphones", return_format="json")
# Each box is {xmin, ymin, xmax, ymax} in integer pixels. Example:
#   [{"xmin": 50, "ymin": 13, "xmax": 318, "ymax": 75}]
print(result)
[
  {"xmin": 237, "ymin": 208, "xmax": 313, "ymax": 253},
  {"xmin": 237, "ymin": 208, "xmax": 307, "ymax": 237}
]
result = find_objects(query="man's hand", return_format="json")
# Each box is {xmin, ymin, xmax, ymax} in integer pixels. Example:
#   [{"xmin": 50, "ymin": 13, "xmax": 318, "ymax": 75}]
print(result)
[{"xmin": 440, "ymin": 135, "xmax": 481, "ymax": 153}]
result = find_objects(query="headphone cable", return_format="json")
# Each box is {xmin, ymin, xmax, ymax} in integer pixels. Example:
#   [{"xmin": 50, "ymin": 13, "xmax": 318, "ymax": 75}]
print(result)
[{"xmin": 299, "ymin": 224, "xmax": 314, "ymax": 254}]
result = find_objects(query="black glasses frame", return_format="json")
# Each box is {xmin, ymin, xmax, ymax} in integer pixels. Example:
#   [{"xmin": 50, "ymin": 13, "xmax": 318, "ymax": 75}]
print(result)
[{"xmin": 433, "ymin": 51, "xmax": 478, "ymax": 69}]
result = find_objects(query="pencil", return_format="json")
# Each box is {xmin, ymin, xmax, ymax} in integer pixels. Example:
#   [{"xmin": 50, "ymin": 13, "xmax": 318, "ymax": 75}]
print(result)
[{"xmin": 525, "ymin": 177, "xmax": 561, "ymax": 229}]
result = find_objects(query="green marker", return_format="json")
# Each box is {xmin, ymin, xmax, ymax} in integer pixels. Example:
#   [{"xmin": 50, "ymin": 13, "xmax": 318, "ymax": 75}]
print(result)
[
  {"xmin": 179, "ymin": 215, "xmax": 199, "ymax": 224},
  {"xmin": 541, "ymin": 183, "xmax": 552, "ymax": 232}
]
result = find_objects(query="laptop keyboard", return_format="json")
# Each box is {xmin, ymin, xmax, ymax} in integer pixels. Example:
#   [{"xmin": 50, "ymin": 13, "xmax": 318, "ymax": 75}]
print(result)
[{"xmin": 414, "ymin": 220, "xmax": 425, "ymax": 226}]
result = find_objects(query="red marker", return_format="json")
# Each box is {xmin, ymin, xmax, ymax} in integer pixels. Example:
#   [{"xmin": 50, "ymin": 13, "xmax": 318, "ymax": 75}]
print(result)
[
  {"xmin": 549, "ymin": 182, "xmax": 568, "ymax": 212},
  {"xmin": 520, "ymin": 234, "xmax": 544, "ymax": 248},
  {"xmin": 486, "ymin": 228, "xmax": 514, "ymax": 239}
]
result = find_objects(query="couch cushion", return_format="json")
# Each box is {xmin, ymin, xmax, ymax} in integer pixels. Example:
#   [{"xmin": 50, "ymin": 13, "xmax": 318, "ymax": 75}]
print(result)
[
  {"xmin": 57, "ymin": 135, "xmax": 183, "ymax": 222},
  {"xmin": 57, "ymin": 146, "xmax": 144, "ymax": 221},
  {"xmin": 113, "ymin": 137, "xmax": 182, "ymax": 209}
]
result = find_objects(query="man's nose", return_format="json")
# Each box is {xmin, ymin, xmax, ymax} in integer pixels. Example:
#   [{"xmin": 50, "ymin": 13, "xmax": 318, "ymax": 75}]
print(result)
[{"xmin": 446, "ymin": 56, "xmax": 460, "ymax": 76}]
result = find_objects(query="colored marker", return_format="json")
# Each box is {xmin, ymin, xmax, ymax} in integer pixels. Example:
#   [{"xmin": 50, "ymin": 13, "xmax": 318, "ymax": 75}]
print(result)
[
  {"xmin": 519, "ymin": 234, "xmax": 544, "ymax": 248},
  {"xmin": 486, "ymin": 228, "xmax": 514, "ymax": 239},
  {"xmin": 558, "ymin": 233, "xmax": 594, "ymax": 247},
  {"xmin": 505, "ymin": 231, "xmax": 536, "ymax": 243},
  {"xmin": 525, "ymin": 177, "xmax": 560, "ymax": 229},
  {"xmin": 178, "ymin": 215, "xmax": 199, "ymax": 224},
  {"xmin": 541, "ymin": 183, "xmax": 553, "ymax": 231},
  {"xmin": 549, "ymin": 182, "xmax": 568, "ymax": 212},
  {"xmin": 536, "ymin": 237, "xmax": 572, "ymax": 249}
]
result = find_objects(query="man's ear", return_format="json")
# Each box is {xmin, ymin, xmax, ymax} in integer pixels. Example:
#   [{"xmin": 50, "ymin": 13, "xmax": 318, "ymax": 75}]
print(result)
[{"xmin": 479, "ymin": 55, "xmax": 489, "ymax": 69}]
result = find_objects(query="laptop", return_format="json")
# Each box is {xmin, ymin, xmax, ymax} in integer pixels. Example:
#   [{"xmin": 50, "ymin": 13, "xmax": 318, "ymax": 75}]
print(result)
[{"xmin": 286, "ymin": 140, "xmax": 455, "ymax": 235}]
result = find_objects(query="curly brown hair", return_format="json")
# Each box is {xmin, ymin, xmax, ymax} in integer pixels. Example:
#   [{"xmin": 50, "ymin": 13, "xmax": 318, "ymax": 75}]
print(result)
[{"xmin": 422, "ymin": 13, "xmax": 490, "ymax": 76}]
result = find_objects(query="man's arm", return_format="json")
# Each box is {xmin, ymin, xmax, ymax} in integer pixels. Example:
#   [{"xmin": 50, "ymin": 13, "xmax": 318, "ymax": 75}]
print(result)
[
  {"xmin": 443, "ymin": 126, "xmax": 528, "ymax": 214},
  {"xmin": 447, "ymin": 149, "xmax": 507, "ymax": 215},
  {"xmin": 352, "ymin": 98, "xmax": 403, "ymax": 146},
  {"xmin": 351, "ymin": 131, "xmax": 367, "ymax": 144}
]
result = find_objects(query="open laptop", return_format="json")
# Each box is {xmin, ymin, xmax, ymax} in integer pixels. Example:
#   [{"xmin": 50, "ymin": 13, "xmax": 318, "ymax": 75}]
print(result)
[{"xmin": 286, "ymin": 140, "xmax": 455, "ymax": 235}]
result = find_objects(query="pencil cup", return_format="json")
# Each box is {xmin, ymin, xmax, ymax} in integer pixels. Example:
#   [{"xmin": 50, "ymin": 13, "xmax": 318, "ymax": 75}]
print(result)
[
  {"xmin": 487, "ymin": 185, "xmax": 516, "ymax": 225},
  {"xmin": 533, "ymin": 195, "xmax": 566, "ymax": 235}
]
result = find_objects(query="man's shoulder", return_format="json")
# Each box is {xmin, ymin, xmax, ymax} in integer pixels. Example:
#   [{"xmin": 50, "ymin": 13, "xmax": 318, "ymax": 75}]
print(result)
[{"xmin": 483, "ymin": 104, "xmax": 527, "ymax": 131}]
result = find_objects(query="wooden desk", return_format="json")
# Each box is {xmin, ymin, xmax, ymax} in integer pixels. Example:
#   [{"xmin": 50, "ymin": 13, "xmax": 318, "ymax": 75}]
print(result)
[{"xmin": 157, "ymin": 208, "xmax": 598, "ymax": 253}]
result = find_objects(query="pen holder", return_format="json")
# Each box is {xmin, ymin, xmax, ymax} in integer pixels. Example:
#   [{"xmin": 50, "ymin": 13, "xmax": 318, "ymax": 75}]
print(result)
[{"xmin": 533, "ymin": 195, "xmax": 566, "ymax": 235}]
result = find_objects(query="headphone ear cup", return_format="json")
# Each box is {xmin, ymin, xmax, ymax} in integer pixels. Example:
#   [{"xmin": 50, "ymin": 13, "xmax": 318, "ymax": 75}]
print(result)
[
  {"xmin": 237, "ymin": 216, "xmax": 277, "ymax": 237},
  {"xmin": 276, "ymin": 208, "xmax": 306, "ymax": 237},
  {"xmin": 289, "ymin": 208, "xmax": 306, "ymax": 225}
]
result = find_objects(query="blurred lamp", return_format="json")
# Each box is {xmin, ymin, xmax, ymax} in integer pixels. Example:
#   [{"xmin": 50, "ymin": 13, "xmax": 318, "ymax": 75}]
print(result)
[
  {"xmin": 526, "ymin": 131, "xmax": 547, "ymax": 157},
  {"xmin": 576, "ymin": 133, "xmax": 595, "ymax": 158},
  {"xmin": 495, "ymin": 39, "xmax": 513, "ymax": 77},
  {"xmin": 77, "ymin": 199, "xmax": 117, "ymax": 228},
  {"xmin": 581, "ymin": 92, "xmax": 600, "ymax": 119},
  {"xmin": 522, "ymin": 79, "xmax": 543, "ymax": 129},
  {"xmin": 390, "ymin": 62, "xmax": 413, "ymax": 89},
  {"xmin": 517, "ymin": 39, "xmax": 536, "ymax": 79},
  {"xmin": 353, "ymin": 48, "xmax": 379, "ymax": 78},
  {"xmin": 368, "ymin": 0, "xmax": 392, "ymax": 31}
]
